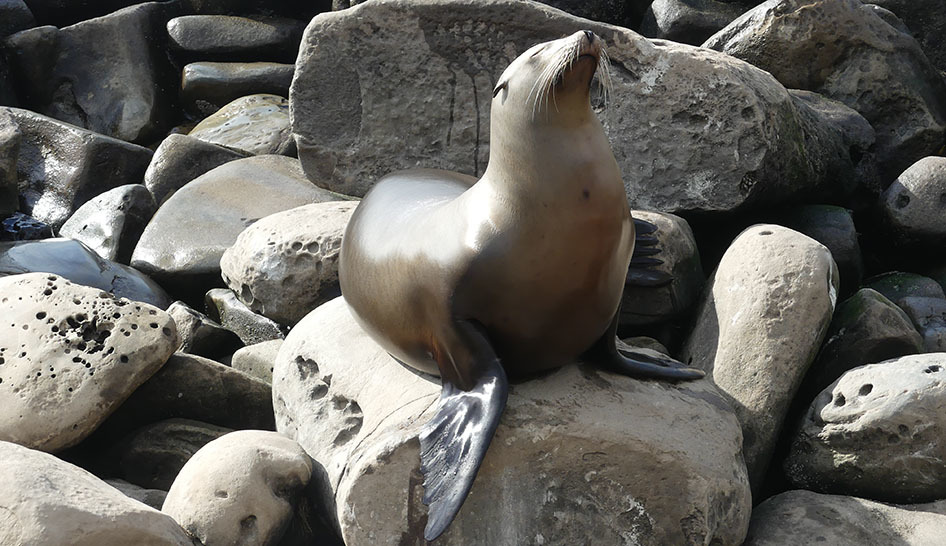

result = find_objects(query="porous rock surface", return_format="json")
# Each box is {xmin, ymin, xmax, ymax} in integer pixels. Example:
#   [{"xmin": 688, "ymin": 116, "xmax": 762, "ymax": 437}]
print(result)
[
  {"xmin": 0, "ymin": 272, "xmax": 179, "ymax": 452},
  {"xmin": 274, "ymin": 297, "xmax": 751, "ymax": 545}
]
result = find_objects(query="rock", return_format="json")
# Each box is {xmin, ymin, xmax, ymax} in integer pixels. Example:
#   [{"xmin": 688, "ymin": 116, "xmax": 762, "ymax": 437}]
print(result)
[
  {"xmin": 131, "ymin": 155, "xmax": 343, "ymax": 299},
  {"xmin": 273, "ymin": 297, "xmax": 751, "ymax": 544},
  {"xmin": 93, "ymin": 352, "xmax": 275, "ymax": 442},
  {"xmin": 864, "ymin": 271, "xmax": 946, "ymax": 306},
  {"xmin": 703, "ymin": 0, "xmax": 946, "ymax": 185},
  {"xmin": 163, "ymin": 430, "xmax": 313, "ymax": 546},
  {"xmin": 22, "ymin": 0, "xmax": 157, "ymax": 27},
  {"xmin": 0, "ymin": 238, "xmax": 172, "ymax": 308},
  {"xmin": 291, "ymin": 0, "xmax": 866, "ymax": 212},
  {"xmin": 780, "ymin": 205, "xmax": 863, "ymax": 296},
  {"xmin": 189, "ymin": 94, "xmax": 294, "ymax": 156},
  {"xmin": 0, "ymin": 108, "xmax": 18, "ymax": 217},
  {"xmin": 167, "ymin": 15, "xmax": 305, "ymax": 62},
  {"xmin": 167, "ymin": 301, "xmax": 243, "ymax": 360},
  {"xmin": 204, "ymin": 288, "xmax": 287, "ymax": 346},
  {"xmin": 0, "ymin": 212, "xmax": 52, "ymax": 240},
  {"xmin": 59, "ymin": 184, "xmax": 157, "ymax": 264},
  {"xmin": 868, "ymin": 0, "xmax": 946, "ymax": 74},
  {"xmin": 0, "ymin": 54, "xmax": 17, "ymax": 107},
  {"xmin": 744, "ymin": 489, "xmax": 946, "ymax": 545},
  {"xmin": 182, "ymin": 61, "xmax": 294, "ymax": 111},
  {"xmin": 899, "ymin": 297, "xmax": 946, "ymax": 352},
  {"xmin": 111, "ymin": 418, "xmax": 233, "ymax": 491},
  {"xmin": 0, "ymin": 273, "xmax": 179, "ymax": 452},
  {"xmin": 144, "ymin": 133, "xmax": 248, "ymax": 206},
  {"xmin": 0, "ymin": 107, "xmax": 153, "ymax": 229},
  {"xmin": 641, "ymin": 0, "xmax": 746, "ymax": 45},
  {"xmin": 0, "ymin": 0, "xmax": 35, "ymax": 39},
  {"xmin": 0, "ymin": 440, "xmax": 197, "ymax": 545},
  {"xmin": 681, "ymin": 224, "xmax": 838, "ymax": 493},
  {"xmin": 621, "ymin": 210, "xmax": 704, "ymax": 326},
  {"xmin": 3, "ymin": 2, "xmax": 181, "ymax": 144},
  {"xmin": 785, "ymin": 353, "xmax": 946, "ymax": 503},
  {"xmin": 880, "ymin": 156, "xmax": 946, "ymax": 248},
  {"xmin": 230, "ymin": 339, "xmax": 282, "ymax": 383},
  {"xmin": 221, "ymin": 201, "xmax": 357, "ymax": 326},
  {"xmin": 105, "ymin": 479, "xmax": 169, "ymax": 510}
]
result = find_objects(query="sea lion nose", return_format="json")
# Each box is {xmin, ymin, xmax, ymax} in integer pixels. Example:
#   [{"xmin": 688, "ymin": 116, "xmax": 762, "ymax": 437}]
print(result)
[{"xmin": 583, "ymin": 30, "xmax": 595, "ymax": 43}]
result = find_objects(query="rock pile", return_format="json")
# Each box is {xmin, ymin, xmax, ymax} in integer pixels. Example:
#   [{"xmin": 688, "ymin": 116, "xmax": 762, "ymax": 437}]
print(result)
[{"xmin": 0, "ymin": 0, "xmax": 944, "ymax": 544}]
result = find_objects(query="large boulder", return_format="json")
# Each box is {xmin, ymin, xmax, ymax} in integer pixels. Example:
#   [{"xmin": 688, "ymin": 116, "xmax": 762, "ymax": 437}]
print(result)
[
  {"xmin": 144, "ymin": 133, "xmax": 248, "ymax": 206},
  {"xmin": 641, "ymin": 0, "xmax": 746, "ymax": 45},
  {"xmin": 58, "ymin": 184, "xmax": 156, "ymax": 264},
  {"xmin": 188, "ymin": 94, "xmax": 294, "ymax": 156},
  {"xmin": 166, "ymin": 15, "xmax": 305, "ymax": 62},
  {"xmin": 866, "ymin": 0, "xmax": 946, "ymax": 74},
  {"xmin": 181, "ymin": 61, "xmax": 294, "ymax": 111},
  {"xmin": 880, "ymin": 156, "xmax": 946, "ymax": 248},
  {"xmin": 0, "ymin": 273, "xmax": 179, "ymax": 452},
  {"xmin": 681, "ymin": 224, "xmax": 838, "ymax": 493},
  {"xmin": 0, "ymin": 108, "xmax": 18, "ymax": 217},
  {"xmin": 273, "ymin": 297, "xmax": 751, "ymax": 545},
  {"xmin": 291, "ymin": 0, "xmax": 867, "ymax": 214}
]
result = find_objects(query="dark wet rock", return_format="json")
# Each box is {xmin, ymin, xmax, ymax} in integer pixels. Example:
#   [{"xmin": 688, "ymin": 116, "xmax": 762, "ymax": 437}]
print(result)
[
  {"xmin": 0, "ymin": 107, "xmax": 153, "ymax": 229},
  {"xmin": 105, "ymin": 479, "xmax": 169, "ymax": 511},
  {"xmin": 59, "ymin": 185, "xmax": 156, "ymax": 264},
  {"xmin": 230, "ymin": 339, "xmax": 281, "ymax": 384},
  {"xmin": 188, "ymin": 94, "xmax": 294, "ymax": 156},
  {"xmin": 204, "ymin": 288, "xmax": 286, "ymax": 346},
  {"xmin": 0, "ymin": 0, "xmax": 35, "ymax": 39},
  {"xmin": 166, "ymin": 15, "xmax": 305, "ymax": 63},
  {"xmin": 865, "ymin": 272, "xmax": 946, "ymax": 306},
  {"xmin": 0, "ymin": 107, "xmax": 18, "ymax": 217},
  {"xmin": 3, "ymin": 2, "xmax": 181, "ymax": 144},
  {"xmin": 143, "ymin": 133, "xmax": 248, "ymax": 206},
  {"xmin": 0, "ymin": 54, "xmax": 18, "ymax": 107},
  {"xmin": 781, "ymin": 205, "xmax": 863, "ymax": 296},
  {"xmin": 880, "ymin": 156, "xmax": 946, "ymax": 248},
  {"xmin": 0, "ymin": 212, "xmax": 52, "ymax": 241},
  {"xmin": 166, "ymin": 300, "xmax": 243, "ymax": 360},
  {"xmin": 181, "ymin": 61, "xmax": 294, "ymax": 111},
  {"xmin": 641, "ymin": 0, "xmax": 747, "ymax": 45},
  {"xmin": 0, "ymin": 238, "xmax": 172, "ymax": 308}
]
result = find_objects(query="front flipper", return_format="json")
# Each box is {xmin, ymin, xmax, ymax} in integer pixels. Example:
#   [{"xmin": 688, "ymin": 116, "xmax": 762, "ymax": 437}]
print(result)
[
  {"xmin": 418, "ymin": 323, "xmax": 508, "ymax": 541},
  {"xmin": 626, "ymin": 218, "xmax": 673, "ymax": 287}
]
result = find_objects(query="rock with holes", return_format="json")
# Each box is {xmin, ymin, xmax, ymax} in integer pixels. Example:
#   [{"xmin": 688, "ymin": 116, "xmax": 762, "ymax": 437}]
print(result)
[
  {"xmin": 785, "ymin": 353, "xmax": 946, "ymax": 503},
  {"xmin": 105, "ymin": 479, "xmax": 169, "ymax": 510},
  {"xmin": 0, "ymin": 238, "xmax": 172, "ymax": 308},
  {"xmin": 162, "ymin": 430, "xmax": 313, "ymax": 546},
  {"xmin": 273, "ymin": 297, "xmax": 750, "ymax": 544},
  {"xmin": 181, "ymin": 62, "xmax": 295, "ymax": 113},
  {"xmin": 59, "ymin": 185, "xmax": 157, "ymax": 264},
  {"xmin": 167, "ymin": 301, "xmax": 243, "ymax": 361},
  {"xmin": 231, "ymin": 339, "xmax": 282, "ymax": 384},
  {"xmin": 189, "ymin": 94, "xmax": 294, "ymax": 156},
  {"xmin": 641, "ymin": 0, "xmax": 747, "ymax": 45},
  {"xmin": 898, "ymin": 297, "xmax": 946, "ymax": 353},
  {"xmin": 680, "ymin": 224, "xmax": 838, "ymax": 494},
  {"xmin": 220, "ymin": 201, "xmax": 357, "ymax": 326},
  {"xmin": 880, "ymin": 156, "xmax": 946, "ymax": 248},
  {"xmin": 204, "ymin": 289, "xmax": 286, "ymax": 346},
  {"xmin": 744, "ymin": 489, "xmax": 946, "ymax": 545},
  {"xmin": 703, "ymin": 0, "xmax": 946, "ymax": 185},
  {"xmin": 291, "ymin": 0, "xmax": 865, "ymax": 213},
  {"xmin": 144, "ymin": 133, "xmax": 248, "ymax": 206},
  {"xmin": 0, "ymin": 440, "xmax": 197, "ymax": 545},
  {"xmin": 864, "ymin": 272, "xmax": 946, "ymax": 306},
  {"xmin": 0, "ymin": 272, "xmax": 179, "ymax": 452}
]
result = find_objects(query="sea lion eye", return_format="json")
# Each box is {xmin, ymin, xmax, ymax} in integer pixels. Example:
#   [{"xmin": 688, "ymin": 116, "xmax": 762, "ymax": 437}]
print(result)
[{"xmin": 492, "ymin": 82, "xmax": 507, "ymax": 97}]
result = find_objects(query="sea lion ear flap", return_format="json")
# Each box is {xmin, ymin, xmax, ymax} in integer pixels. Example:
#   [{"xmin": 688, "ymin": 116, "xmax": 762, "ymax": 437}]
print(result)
[{"xmin": 492, "ymin": 81, "xmax": 507, "ymax": 98}]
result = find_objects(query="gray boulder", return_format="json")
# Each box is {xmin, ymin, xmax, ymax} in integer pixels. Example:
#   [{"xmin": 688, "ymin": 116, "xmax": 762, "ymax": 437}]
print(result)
[
  {"xmin": 641, "ymin": 0, "xmax": 746, "ymax": 45},
  {"xmin": 865, "ymin": 271, "xmax": 946, "ymax": 306},
  {"xmin": 867, "ymin": 0, "xmax": 946, "ymax": 74},
  {"xmin": 105, "ymin": 479, "xmax": 169, "ymax": 511},
  {"xmin": 899, "ymin": 297, "xmax": 946, "ymax": 353},
  {"xmin": 204, "ymin": 288, "xmax": 287, "ymax": 346},
  {"xmin": 230, "ymin": 339, "xmax": 282, "ymax": 384},
  {"xmin": 181, "ymin": 62, "xmax": 294, "ymax": 112},
  {"xmin": 880, "ymin": 156, "xmax": 946, "ymax": 248},
  {"xmin": 681, "ymin": 224, "xmax": 838, "ymax": 493},
  {"xmin": 144, "ymin": 133, "xmax": 248, "ymax": 206},
  {"xmin": 0, "ymin": 0, "xmax": 34, "ymax": 39},
  {"xmin": 780, "ymin": 204, "xmax": 863, "ymax": 295},
  {"xmin": 167, "ymin": 15, "xmax": 305, "ymax": 62},
  {"xmin": 189, "ymin": 94, "xmax": 294, "ymax": 156},
  {"xmin": 0, "ymin": 108, "xmax": 18, "ymax": 217},
  {"xmin": 167, "ymin": 300, "xmax": 243, "ymax": 360},
  {"xmin": 59, "ymin": 184, "xmax": 156, "ymax": 264}
]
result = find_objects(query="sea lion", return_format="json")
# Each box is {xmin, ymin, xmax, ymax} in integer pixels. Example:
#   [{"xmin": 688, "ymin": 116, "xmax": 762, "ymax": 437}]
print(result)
[{"xmin": 338, "ymin": 30, "xmax": 704, "ymax": 541}]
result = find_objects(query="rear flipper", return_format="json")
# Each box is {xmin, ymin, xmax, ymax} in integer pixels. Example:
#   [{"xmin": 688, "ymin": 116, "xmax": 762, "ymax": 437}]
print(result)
[{"xmin": 418, "ymin": 323, "xmax": 508, "ymax": 541}]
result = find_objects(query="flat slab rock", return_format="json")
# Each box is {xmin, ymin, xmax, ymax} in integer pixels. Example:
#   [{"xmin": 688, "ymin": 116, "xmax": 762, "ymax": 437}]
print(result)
[
  {"xmin": 273, "ymin": 297, "xmax": 751, "ymax": 545},
  {"xmin": 0, "ymin": 273, "xmax": 179, "ymax": 453}
]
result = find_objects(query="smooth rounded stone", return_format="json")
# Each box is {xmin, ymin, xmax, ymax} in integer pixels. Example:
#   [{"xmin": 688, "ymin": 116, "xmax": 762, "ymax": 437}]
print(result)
[
  {"xmin": 94, "ymin": 352, "xmax": 275, "ymax": 442},
  {"xmin": 182, "ymin": 61, "xmax": 294, "ymax": 111},
  {"xmin": 0, "ymin": 108, "xmax": 18, "ymax": 217},
  {"xmin": 0, "ymin": 273, "xmax": 180, "ymax": 452},
  {"xmin": 864, "ymin": 271, "xmax": 946, "ymax": 306},
  {"xmin": 899, "ymin": 297, "xmax": 946, "ymax": 353},
  {"xmin": 292, "ymin": 0, "xmax": 866, "ymax": 213},
  {"xmin": 0, "ymin": 238, "xmax": 172, "ymax": 308},
  {"xmin": 167, "ymin": 301, "xmax": 243, "ymax": 360},
  {"xmin": 59, "ymin": 184, "xmax": 157, "ymax": 264},
  {"xmin": 780, "ymin": 204, "xmax": 863, "ymax": 296},
  {"xmin": 680, "ymin": 224, "xmax": 838, "ymax": 493},
  {"xmin": 641, "ymin": 0, "xmax": 747, "ymax": 45},
  {"xmin": 190, "ymin": 94, "xmax": 294, "ymax": 156},
  {"xmin": 0, "ymin": 0, "xmax": 35, "ymax": 39},
  {"xmin": 786, "ymin": 353, "xmax": 946, "ymax": 503},
  {"xmin": 620, "ymin": 210, "xmax": 704, "ymax": 326},
  {"xmin": 131, "ymin": 155, "xmax": 341, "ymax": 296},
  {"xmin": 880, "ymin": 156, "xmax": 946, "ymax": 247},
  {"xmin": 22, "ymin": 0, "xmax": 161, "ymax": 27},
  {"xmin": 0, "ymin": 107, "xmax": 153, "ymax": 229},
  {"xmin": 802, "ymin": 289, "xmax": 923, "ymax": 405},
  {"xmin": 0, "ymin": 212, "xmax": 52, "ymax": 241},
  {"xmin": 868, "ymin": 0, "xmax": 946, "ymax": 74},
  {"xmin": 167, "ymin": 15, "xmax": 305, "ymax": 62},
  {"xmin": 230, "ymin": 339, "xmax": 282, "ymax": 383},
  {"xmin": 105, "ymin": 479, "xmax": 169, "ymax": 510},
  {"xmin": 163, "ymin": 430, "xmax": 313, "ymax": 546},
  {"xmin": 273, "ymin": 297, "xmax": 751, "ymax": 544},
  {"xmin": 112, "ymin": 418, "xmax": 232, "ymax": 491},
  {"xmin": 221, "ymin": 201, "xmax": 357, "ymax": 326},
  {"xmin": 144, "ymin": 133, "xmax": 248, "ymax": 206},
  {"xmin": 205, "ymin": 288, "xmax": 287, "ymax": 346},
  {"xmin": 3, "ymin": 2, "xmax": 181, "ymax": 144},
  {"xmin": 0, "ymin": 441, "xmax": 197, "ymax": 545},
  {"xmin": 704, "ymin": 0, "xmax": 946, "ymax": 185},
  {"xmin": 744, "ymin": 489, "xmax": 946, "ymax": 545}
]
